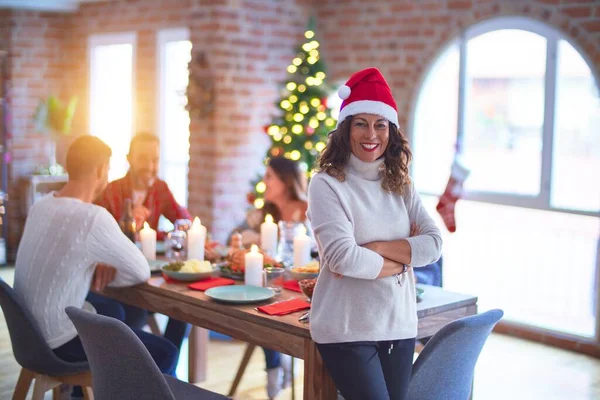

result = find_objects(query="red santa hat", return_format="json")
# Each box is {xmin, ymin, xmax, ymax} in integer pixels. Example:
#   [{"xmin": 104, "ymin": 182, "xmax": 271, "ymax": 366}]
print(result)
[{"xmin": 336, "ymin": 67, "xmax": 398, "ymax": 128}]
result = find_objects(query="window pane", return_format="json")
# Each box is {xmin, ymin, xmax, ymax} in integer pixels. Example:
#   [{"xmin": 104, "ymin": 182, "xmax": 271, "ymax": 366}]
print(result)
[
  {"xmin": 551, "ymin": 40, "xmax": 600, "ymax": 212},
  {"xmin": 412, "ymin": 42, "xmax": 460, "ymax": 195},
  {"xmin": 463, "ymin": 30, "xmax": 546, "ymax": 195},
  {"xmin": 421, "ymin": 194, "xmax": 598, "ymax": 338},
  {"xmin": 159, "ymin": 40, "xmax": 191, "ymax": 206},
  {"xmin": 89, "ymin": 43, "xmax": 133, "ymax": 181}
]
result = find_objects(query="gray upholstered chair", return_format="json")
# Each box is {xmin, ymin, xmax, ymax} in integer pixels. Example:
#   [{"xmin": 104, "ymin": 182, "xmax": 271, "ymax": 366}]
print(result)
[
  {"xmin": 407, "ymin": 309, "xmax": 504, "ymax": 400},
  {"xmin": 65, "ymin": 306, "xmax": 228, "ymax": 400},
  {"xmin": 0, "ymin": 279, "xmax": 92, "ymax": 400}
]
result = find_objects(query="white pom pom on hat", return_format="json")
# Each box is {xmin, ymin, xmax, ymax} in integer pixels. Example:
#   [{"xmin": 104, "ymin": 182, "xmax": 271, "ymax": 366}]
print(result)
[
  {"xmin": 335, "ymin": 67, "xmax": 399, "ymax": 128},
  {"xmin": 338, "ymin": 85, "xmax": 351, "ymax": 100}
]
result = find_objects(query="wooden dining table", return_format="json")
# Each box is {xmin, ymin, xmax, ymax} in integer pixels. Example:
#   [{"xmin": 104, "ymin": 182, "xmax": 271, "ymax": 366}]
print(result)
[{"xmin": 102, "ymin": 278, "xmax": 477, "ymax": 400}]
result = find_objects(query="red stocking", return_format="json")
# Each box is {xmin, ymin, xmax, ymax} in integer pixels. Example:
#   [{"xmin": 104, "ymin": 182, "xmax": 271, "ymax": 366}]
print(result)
[{"xmin": 436, "ymin": 160, "xmax": 470, "ymax": 233}]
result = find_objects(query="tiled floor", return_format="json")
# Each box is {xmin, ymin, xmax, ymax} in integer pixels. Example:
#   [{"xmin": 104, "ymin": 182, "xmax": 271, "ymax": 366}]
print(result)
[{"xmin": 1, "ymin": 267, "xmax": 599, "ymax": 399}]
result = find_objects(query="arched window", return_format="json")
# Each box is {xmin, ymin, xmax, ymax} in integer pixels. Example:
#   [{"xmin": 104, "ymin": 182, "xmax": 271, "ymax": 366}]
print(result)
[{"xmin": 411, "ymin": 17, "xmax": 599, "ymax": 339}]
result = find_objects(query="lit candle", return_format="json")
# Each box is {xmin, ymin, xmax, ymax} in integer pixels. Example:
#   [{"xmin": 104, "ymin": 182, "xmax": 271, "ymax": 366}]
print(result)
[
  {"xmin": 293, "ymin": 225, "xmax": 311, "ymax": 268},
  {"xmin": 187, "ymin": 217, "xmax": 207, "ymax": 261},
  {"xmin": 140, "ymin": 222, "xmax": 157, "ymax": 260},
  {"xmin": 244, "ymin": 244, "xmax": 264, "ymax": 287},
  {"xmin": 260, "ymin": 214, "xmax": 278, "ymax": 257}
]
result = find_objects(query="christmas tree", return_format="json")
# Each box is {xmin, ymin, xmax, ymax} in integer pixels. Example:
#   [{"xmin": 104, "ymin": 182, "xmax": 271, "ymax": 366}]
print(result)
[{"xmin": 250, "ymin": 27, "xmax": 337, "ymax": 209}]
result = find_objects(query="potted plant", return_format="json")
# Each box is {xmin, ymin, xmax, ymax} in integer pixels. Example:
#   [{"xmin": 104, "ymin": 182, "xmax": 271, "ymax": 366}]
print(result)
[{"xmin": 32, "ymin": 95, "xmax": 77, "ymax": 175}]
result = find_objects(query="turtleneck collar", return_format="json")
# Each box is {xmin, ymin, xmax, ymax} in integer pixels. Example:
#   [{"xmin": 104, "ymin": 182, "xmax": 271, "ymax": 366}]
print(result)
[{"xmin": 346, "ymin": 153, "xmax": 384, "ymax": 181}]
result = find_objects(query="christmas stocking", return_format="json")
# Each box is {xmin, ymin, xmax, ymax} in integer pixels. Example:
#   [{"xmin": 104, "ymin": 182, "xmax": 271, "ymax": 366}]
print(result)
[{"xmin": 436, "ymin": 160, "xmax": 470, "ymax": 233}]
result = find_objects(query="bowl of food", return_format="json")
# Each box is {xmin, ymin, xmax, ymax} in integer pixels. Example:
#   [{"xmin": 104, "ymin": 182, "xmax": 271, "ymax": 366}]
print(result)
[
  {"xmin": 220, "ymin": 248, "xmax": 282, "ymax": 280},
  {"xmin": 217, "ymin": 262, "xmax": 244, "ymax": 281},
  {"xmin": 298, "ymin": 278, "xmax": 317, "ymax": 302},
  {"xmin": 161, "ymin": 259, "xmax": 217, "ymax": 281},
  {"xmin": 290, "ymin": 260, "xmax": 320, "ymax": 281}
]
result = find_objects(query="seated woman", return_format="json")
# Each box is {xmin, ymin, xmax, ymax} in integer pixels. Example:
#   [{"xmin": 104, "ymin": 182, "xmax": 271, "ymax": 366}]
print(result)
[{"xmin": 231, "ymin": 157, "xmax": 307, "ymax": 399}]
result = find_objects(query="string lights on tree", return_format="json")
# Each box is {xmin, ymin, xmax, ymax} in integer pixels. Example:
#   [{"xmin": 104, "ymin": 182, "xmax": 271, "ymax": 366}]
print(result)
[{"xmin": 249, "ymin": 27, "xmax": 336, "ymax": 209}]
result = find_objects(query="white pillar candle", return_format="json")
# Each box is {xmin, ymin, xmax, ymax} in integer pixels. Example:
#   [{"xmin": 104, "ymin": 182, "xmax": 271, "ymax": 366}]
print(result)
[
  {"xmin": 293, "ymin": 225, "xmax": 311, "ymax": 268},
  {"xmin": 140, "ymin": 222, "xmax": 157, "ymax": 260},
  {"xmin": 244, "ymin": 245, "xmax": 264, "ymax": 287},
  {"xmin": 260, "ymin": 214, "xmax": 278, "ymax": 258},
  {"xmin": 187, "ymin": 217, "xmax": 207, "ymax": 261}
]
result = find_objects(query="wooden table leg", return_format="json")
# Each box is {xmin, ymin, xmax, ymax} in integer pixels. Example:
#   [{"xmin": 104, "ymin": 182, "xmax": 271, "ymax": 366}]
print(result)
[
  {"xmin": 303, "ymin": 338, "xmax": 337, "ymax": 400},
  {"xmin": 228, "ymin": 343, "xmax": 256, "ymax": 396},
  {"xmin": 188, "ymin": 326, "xmax": 209, "ymax": 383}
]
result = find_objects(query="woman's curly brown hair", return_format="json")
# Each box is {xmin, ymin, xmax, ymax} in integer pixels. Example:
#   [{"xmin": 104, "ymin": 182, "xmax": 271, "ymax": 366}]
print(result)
[{"xmin": 316, "ymin": 116, "xmax": 412, "ymax": 194}]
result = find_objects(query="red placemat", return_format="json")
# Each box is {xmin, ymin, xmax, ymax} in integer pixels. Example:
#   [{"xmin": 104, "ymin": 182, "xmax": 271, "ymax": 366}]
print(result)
[
  {"xmin": 257, "ymin": 298, "xmax": 310, "ymax": 316},
  {"xmin": 283, "ymin": 280, "xmax": 302, "ymax": 293},
  {"xmin": 188, "ymin": 277, "xmax": 236, "ymax": 291}
]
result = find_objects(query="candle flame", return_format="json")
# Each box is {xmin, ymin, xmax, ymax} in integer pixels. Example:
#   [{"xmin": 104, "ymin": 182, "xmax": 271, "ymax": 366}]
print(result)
[
  {"xmin": 143, "ymin": 222, "xmax": 150, "ymax": 230},
  {"xmin": 192, "ymin": 217, "xmax": 201, "ymax": 228},
  {"xmin": 250, "ymin": 244, "xmax": 259, "ymax": 253},
  {"xmin": 298, "ymin": 225, "xmax": 306, "ymax": 235},
  {"xmin": 265, "ymin": 214, "xmax": 273, "ymax": 223}
]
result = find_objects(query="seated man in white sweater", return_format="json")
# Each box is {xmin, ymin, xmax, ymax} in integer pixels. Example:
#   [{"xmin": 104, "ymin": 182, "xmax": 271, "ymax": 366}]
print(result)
[{"xmin": 14, "ymin": 135, "xmax": 178, "ymax": 376}]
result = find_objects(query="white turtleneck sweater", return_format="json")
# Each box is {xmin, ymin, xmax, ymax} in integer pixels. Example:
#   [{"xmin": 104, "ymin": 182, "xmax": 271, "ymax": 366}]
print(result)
[
  {"xmin": 14, "ymin": 194, "xmax": 150, "ymax": 349},
  {"xmin": 307, "ymin": 155, "xmax": 442, "ymax": 344}
]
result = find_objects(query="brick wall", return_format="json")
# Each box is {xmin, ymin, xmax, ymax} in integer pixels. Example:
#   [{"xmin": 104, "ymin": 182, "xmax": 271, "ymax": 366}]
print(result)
[
  {"xmin": 1, "ymin": 10, "xmax": 70, "ymax": 255},
  {"xmin": 185, "ymin": 1, "xmax": 310, "ymax": 242},
  {"xmin": 314, "ymin": 0, "xmax": 600, "ymax": 133},
  {"xmin": 64, "ymin": 0, "xmax": 311, "ymax": 243},
  {"xmin": 1, "ymin": 0, "xmax": 598, "ymax": 254},
  {"xmin": 2, "ymin": 0, "xmax": 311, "ymax": 254},
  {"xmin": 0, "ymin": 11, "xmax": 10, "ymax": 52}
]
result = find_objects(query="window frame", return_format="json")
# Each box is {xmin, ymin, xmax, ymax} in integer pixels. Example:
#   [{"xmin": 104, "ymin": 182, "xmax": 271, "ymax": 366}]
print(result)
[
  {"xmin": 156, "ymin": 27, "xmax": 191, "ymax": 206},
  {"xmin": 408, "ymin": 16, "xmax": 600, "ymax": 343},
  {"xmin": 87, "ymin": 31, "xmax": 137, "ymax": 179},
  {"xmin": 409, "ymin": 16, "xmax": 600, "ymax": 219}
]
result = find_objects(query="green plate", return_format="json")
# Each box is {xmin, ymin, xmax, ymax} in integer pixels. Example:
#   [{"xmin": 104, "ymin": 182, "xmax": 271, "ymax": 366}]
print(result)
[
  {"xmin": 148, "ymin": 259, "xmax": 168, "ymax": 272},
  {"xmin": 161, "ymin": 265, "xmax": 218, "ymax": 282},
  {"xmin": 205, "ymin": 285, "xmax": 275, "ymax": 304}
]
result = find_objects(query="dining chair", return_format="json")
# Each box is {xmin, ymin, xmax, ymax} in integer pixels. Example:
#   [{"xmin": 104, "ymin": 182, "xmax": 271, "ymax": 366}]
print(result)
[
  {"xmin": 65, "ymin": 306, "xmax": 228, "ymax": 400},
  {"xmin": 0, "ymin": 279, "xmax": 93, "ymax": 400},
  {"xmin": 407, "ymin": 309, "xmax": 504, "ymax": 400}
]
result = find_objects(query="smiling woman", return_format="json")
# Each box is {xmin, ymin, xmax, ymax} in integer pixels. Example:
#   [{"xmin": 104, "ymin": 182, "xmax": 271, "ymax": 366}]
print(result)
[
  {"xmin": 308, "ymin": 67, "xmax": 442, "ymax": 400},
  {"xmin": 348, "ymin": 114, "xmax": 389, "ymax": 162}
]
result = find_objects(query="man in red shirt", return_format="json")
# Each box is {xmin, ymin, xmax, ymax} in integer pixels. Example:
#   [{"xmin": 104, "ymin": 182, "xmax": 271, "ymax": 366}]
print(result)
[
  {"xmin": 96, "ymin": 133, "xmax": 190, "ymax": 240},
  {"xmin": 95, "ymin": 132, "xmax": 190, "ymax": 353}
]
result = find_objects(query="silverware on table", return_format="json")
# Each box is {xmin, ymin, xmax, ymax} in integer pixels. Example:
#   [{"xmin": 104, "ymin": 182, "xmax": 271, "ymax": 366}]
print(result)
[{"xmin": 298, "ymin": 311, "xmax": 310, "ymax": 323}]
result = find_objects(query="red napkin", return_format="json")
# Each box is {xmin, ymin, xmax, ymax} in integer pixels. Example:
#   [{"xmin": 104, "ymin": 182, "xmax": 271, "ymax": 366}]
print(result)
[
  {"xmin": 283, "ymin": 280, "xmax": 302, "ymax": 293},
  {"xmin": 257, "ymin": 298, "xmax": 310, "ymax": 316},
  {"xmin": 188, "ymin": 277, "xmax": 236, "ymax": 291},
  {"xmin": 162, "ymin": 273, "xmax": 182, "ymax": 284}
]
